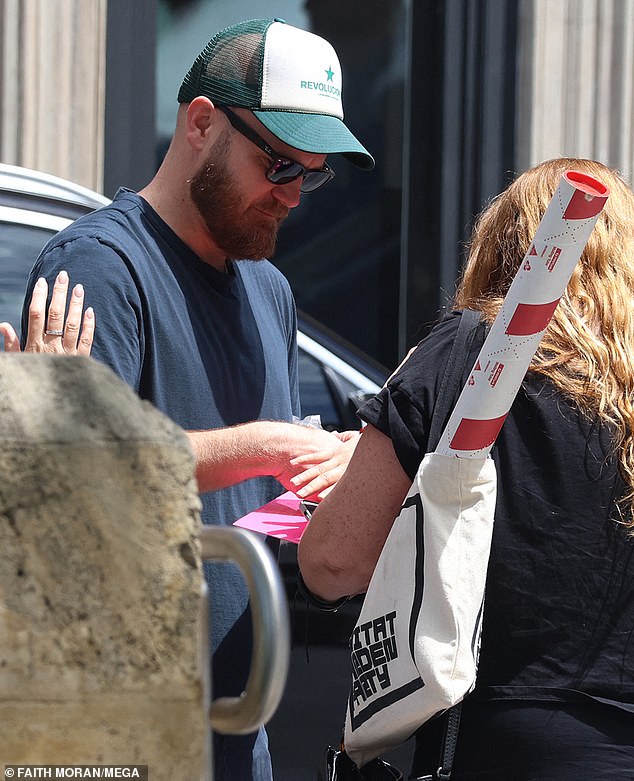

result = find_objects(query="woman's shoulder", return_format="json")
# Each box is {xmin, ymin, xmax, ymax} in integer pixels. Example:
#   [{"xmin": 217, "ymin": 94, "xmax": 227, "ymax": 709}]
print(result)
[{"xmin": 389, "ymin": 310, "xmax": 483, "ymax": 390}]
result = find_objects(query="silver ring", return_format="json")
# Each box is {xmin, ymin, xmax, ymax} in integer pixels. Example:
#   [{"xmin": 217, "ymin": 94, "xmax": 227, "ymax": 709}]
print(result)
[{"xmin": 45, "ymin": 329, "xmax": 64, "ymax": 336}]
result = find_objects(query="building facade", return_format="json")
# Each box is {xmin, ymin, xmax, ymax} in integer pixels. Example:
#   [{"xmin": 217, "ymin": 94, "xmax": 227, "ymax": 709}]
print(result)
[{"xmin": 1, "ymin": 0, "xmax": 633, "ymax": 367}]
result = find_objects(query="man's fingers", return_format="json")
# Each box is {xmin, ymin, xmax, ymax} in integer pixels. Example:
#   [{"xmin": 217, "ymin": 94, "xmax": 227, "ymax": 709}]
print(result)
[
  {"xmin": 295, "ymin": 467, "xmax": 343, "ymax": 501},
  {"xmin": 290, "ymin": 463, "xmax": 324, "ymax": 488},
  {"xmin": 289, "ymin": 449, "xmax": 336, "ymax": 469}
]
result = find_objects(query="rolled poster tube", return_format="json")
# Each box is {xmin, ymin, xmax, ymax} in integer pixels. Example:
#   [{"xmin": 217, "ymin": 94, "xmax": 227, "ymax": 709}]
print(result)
[{"xmin": 435, "ymin": 170, "xmax": 609, "ymax": 458}]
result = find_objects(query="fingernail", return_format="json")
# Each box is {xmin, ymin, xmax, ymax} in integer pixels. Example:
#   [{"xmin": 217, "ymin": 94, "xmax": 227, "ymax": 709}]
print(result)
[
  {"xmin": 73, "ymin": 284, "xmax": 84, "ymax": 296},
  {"xmin": 85, "ymin": 307, "xmax": 94, "ymax": 319},
  {"xmin": 36, "ymin": 277, "xmax": 46, "ymax": 288},
  {"xmin": 58, "ymin": 270, "xmax": 68, "ymax": 283}
]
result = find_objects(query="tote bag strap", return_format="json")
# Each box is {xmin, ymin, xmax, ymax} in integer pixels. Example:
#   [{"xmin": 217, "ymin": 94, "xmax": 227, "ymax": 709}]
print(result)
[{"xmin": 425, "ymin": 307, "xmax": 480, "ymax": 781}]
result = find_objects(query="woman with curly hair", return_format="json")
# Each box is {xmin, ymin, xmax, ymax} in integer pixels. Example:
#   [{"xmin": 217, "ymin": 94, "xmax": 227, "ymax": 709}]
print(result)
[{"xmin": 298, "ymin": 158, "xmax": 634, "ymax": 779}]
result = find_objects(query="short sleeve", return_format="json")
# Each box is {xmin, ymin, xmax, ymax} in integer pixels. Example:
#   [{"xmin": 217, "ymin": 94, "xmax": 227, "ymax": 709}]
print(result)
[
  {"xmin": 24, "ymin": 236, "xmax": 143, "ymax": 387},
  {"xmin": 358, "ymin": 312, "xmax": 485, "ymax": 481}
]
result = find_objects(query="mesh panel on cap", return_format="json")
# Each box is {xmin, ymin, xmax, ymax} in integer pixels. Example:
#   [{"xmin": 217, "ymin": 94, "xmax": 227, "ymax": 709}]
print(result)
[{"xmin": 177, "ymin": 19, "xmax": 272, "ymax": 107}]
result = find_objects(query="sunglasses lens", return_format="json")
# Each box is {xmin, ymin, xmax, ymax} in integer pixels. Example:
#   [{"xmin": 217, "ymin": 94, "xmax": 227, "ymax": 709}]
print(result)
[
  {"xmin": 267, "ymin": 160, "xmax": 334, "ymax": 192},
  {"xmin": 300, "ymin": 170, "xmax": 335, "ymax": 193},
  {"xmin": 267, "ymin": 161, "xmax": 305, "ymax": 185}
]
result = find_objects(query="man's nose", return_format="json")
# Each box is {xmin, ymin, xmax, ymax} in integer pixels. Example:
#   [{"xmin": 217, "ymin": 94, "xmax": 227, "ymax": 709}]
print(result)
[{"xmin": 271, "ymin": 178, "xmax": 303, "ymax": 209}]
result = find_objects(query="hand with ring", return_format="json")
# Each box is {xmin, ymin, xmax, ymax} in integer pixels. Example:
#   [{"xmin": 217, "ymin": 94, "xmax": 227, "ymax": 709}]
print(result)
[{"xmin": 0, "ymin": 270, "xmax": 95, "ymax": 354}]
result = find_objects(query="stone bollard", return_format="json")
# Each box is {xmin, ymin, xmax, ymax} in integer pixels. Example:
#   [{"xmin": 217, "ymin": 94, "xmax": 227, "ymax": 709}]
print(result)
[{"xmin": 0, "ymin": 355, "xmax": 209, "ymax": 779}]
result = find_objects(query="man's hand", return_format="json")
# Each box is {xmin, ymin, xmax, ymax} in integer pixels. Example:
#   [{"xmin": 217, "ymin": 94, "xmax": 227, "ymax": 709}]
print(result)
[
  {"xmin": 188, "ymin": 422, "xmax": 360, "ymax": 496},
  {"xmin": 286, "ymin": 429, "xmax": 362, "ymax": 500}
]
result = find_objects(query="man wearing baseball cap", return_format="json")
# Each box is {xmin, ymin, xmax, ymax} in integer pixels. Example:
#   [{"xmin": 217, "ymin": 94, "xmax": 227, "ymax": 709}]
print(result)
[
  {"xmin": 22, "ymin": 18, "xmax": 374, "ymax": 781},
  {"xmin": 178, "ymin": 18, "xmax": 373, "ymax": 169}
]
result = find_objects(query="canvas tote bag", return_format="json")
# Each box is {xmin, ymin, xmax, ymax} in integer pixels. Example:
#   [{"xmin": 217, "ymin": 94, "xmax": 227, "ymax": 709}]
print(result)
[{"xmin": 343, "ymin": 309, "xmax": 492, "ymax": 769}]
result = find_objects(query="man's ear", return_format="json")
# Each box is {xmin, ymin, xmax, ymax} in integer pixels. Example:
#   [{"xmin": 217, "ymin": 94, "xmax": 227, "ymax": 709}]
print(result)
[{"xmin": 184, "ymin": 96, "xmax": 218, "ymax": 151}]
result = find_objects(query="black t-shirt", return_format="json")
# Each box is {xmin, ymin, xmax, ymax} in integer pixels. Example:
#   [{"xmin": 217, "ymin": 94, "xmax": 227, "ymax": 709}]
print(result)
[{"xmin": 358, "ymin": 310, "xmax": 634, "ymax": 711}]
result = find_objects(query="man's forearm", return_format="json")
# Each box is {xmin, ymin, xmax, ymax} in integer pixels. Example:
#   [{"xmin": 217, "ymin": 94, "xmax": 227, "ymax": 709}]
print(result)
[
  {"xmin": 187, "ymin": 421, "xmax": 284, "ymax": 492},
  {"xmin": 187, "ymin": 420, "xmax": 344, "ymax": 494}
]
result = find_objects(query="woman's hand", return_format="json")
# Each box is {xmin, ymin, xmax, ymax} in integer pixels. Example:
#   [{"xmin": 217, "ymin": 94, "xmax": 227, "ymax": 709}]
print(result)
[{"xmin": 0, "ymin": 271, "xmax": 94, "ymax": 354}]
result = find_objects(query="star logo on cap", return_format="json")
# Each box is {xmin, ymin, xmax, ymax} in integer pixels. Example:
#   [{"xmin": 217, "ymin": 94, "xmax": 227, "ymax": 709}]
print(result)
[{"xmin": 325, "ymin": 65, "xmax": 334, "ymax": 82}]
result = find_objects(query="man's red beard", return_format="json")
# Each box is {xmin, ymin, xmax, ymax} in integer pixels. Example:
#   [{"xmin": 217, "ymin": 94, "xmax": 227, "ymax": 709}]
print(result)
[{"xmin": 190, "ymin": 130, "xmax": 289, "ymax": 261}]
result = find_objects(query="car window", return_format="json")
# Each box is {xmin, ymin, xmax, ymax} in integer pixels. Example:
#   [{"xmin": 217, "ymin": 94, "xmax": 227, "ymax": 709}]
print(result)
[
  {"xmin": 297, "ymin": 349, "xmax": 343, "ymax": 430},
  {"xmin": 298, "ymin": 349, "xmax": 373, "ymax": 432},
  {"xmin": 0, "ymin": 223, "xmax": 56, "ymax": 329}
]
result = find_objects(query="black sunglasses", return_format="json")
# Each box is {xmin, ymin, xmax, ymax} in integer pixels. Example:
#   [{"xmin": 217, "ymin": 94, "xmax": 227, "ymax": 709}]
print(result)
[{"xmin": 217, "ymin": 106, "xmax": 335, "ymax": 193}]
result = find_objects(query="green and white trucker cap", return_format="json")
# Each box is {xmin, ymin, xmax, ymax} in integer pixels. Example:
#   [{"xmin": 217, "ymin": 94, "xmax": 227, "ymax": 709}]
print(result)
[{"xmin": 177, "ymin": 18, "xmax": 374, "ymax": 170}]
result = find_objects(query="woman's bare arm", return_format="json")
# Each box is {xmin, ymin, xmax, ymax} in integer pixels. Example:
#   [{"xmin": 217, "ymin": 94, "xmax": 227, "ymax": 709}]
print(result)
[{"xmin": 298, "ymin": 424, "xmax": 411, "ymax": 601}]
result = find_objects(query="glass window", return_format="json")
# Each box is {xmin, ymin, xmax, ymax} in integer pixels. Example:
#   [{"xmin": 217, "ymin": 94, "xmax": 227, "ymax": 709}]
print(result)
[{"xmin": 0, "ymin": 223, "xmax": 55, "ymax": 327}]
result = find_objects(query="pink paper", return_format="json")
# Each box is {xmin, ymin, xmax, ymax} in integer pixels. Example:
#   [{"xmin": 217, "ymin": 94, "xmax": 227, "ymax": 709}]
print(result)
[{"xmin": 234, "ymin": 490, "xmax": 309, "ymax": 543}]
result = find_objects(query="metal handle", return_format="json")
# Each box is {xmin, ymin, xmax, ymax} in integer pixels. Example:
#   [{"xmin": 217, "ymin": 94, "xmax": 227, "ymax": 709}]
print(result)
[{"xmin": 199, "ymin": 525, "xmax": 290, "ymax": 735}]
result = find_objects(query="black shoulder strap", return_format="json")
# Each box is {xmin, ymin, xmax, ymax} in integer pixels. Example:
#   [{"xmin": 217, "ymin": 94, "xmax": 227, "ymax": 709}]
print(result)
[
  {"xmin": 427, "ymin": 308, "xmax": 481, "ymax": 452},
  {"xmin": 428, "ymin": 309, "xmax": 481, "ymax": 781}
]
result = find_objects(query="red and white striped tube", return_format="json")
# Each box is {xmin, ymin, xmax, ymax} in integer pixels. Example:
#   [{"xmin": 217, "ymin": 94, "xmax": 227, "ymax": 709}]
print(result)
[{"xmin": 436, "ymin": 170, "xmax": 609, "ymax": 458}]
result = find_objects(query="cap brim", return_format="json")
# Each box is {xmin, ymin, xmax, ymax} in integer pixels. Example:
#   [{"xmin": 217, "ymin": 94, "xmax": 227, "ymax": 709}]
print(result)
[{"xmin": 253, "ymin": 110, "xmax": 375, "ymax": 170}]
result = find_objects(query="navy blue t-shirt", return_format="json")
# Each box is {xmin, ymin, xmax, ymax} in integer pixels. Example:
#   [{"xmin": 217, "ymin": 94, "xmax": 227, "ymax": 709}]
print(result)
[{"xmin": 23, "ymin": 188, "xmax": 300, "ymax": 657}]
